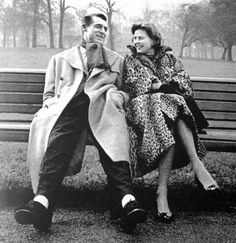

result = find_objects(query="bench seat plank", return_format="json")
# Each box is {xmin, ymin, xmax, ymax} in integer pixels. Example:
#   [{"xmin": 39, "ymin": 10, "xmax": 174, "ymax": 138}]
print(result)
[
  {"xmin": 201, "ymin": 140, "xmax": 236, "ymax": 152},
  {"xmin": 203, "ymin": 111, "xmax": 236, "ymax": 120},
  {"xmin": 0, "ymin": 92, "xmax": 43, "ymax": 104},
  {"xmin": 197, "ymin": 100, "xmax": 236, "ymax": 112},
  {"xmin": 200, "ymin": 129, "xmax": 236, "ymax": 142},
  {"xmin": 0, "ymin": 104, "xmax": 41, "ymax": 114},
  {"xmin": 194, "ymin": 91, "xmax": 236, "ymax": 101},
  {"xmin": 0, "ymin": 122, "xmax": 30, "ymax": 130},
  {"xmin": 207, "ymin": 120, "xmax": 236, "ymax": 129},
  {"xmin": 0, "ymin": 73, "xmax": 45, "ymax": 83},
  {"xmin": 193, "ymin": 82, "xmax": 236, "ymax": 92},
  {"xmin": 0, "ymin": 130, "xmax": 29, "ymax": 142},
  {"xmin": 0, "ymin": 113, "xmax": 33, "ymax": 122},
  {"xmin": 0, "ymin": 83, "xmax": 44, "ymax": 93}
]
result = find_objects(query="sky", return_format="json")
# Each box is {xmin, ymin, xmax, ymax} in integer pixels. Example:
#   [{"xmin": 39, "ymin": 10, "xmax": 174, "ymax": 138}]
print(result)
[
  {"xmin": 66, "ymin": 0, "xmax": 203, "ymax": 16},
  {"xmin": 4, "ymin": 0, "xmax": 203, "ymax": 15}
]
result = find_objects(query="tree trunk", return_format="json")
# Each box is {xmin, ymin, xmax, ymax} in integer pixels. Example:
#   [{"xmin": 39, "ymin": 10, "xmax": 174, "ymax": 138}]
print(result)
[
  {"xmin": 12, "ymin": 0, "xmax": 17, "ymax": 47},
  {"xmin": 221, "ymin": 47, "xmax": 227, "ymax": 60},
  {"xmin": 211, "ymin": 44, "xmax": 214, "ymax": 59},
  {"xmin": 179, "ymin": 39, "xmax": 184, "ymax": 58},
  {"xmin": 3, "ymin": 26, "xmax": 7, "ymax": 47},
  {"xmin": 227, "ymin": 42, "xmax": 233, "ymax": 61},
  {"xmin": 25, "ymin": 28, "xmax": 30, "ymax": 48},
  {"xmin": 189, "ymin": 46, "xmax": 192, "ymax": 58},
  {"xmin": 58, "ymin": 0, "xmax": 65, "ymax": 49},
  {"xmin": 32, "ymin": 0, "xmax": 39, "ymax": 48},
  {"xmin": 47, "ymin": 0, "xmax": 55, "ymax": 48},
  {"xmin": 107, "ymin": 13, "xmax": 115, "ymax": 51}
]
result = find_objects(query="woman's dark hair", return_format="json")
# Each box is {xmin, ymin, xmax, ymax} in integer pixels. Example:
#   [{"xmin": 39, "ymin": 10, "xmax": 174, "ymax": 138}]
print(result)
[
  {"xmin": 82, "ymin": 13, "xmax": 107, "ymax": 27},
  {"xmin": 131, "ymin": 23, "xmax": 162, "ymax": 50}
]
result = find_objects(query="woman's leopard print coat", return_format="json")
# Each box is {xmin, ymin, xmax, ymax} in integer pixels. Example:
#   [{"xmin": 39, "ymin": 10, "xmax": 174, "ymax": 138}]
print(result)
[{"xmin": 122, "ymin": 46, "xmax": 206, "ymax": 177}]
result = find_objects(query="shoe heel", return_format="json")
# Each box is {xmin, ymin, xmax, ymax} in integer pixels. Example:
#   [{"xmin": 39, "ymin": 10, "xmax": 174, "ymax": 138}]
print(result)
[{"xmin": 34, "ymin": 202, "xmax": 54, "ymax": 232}]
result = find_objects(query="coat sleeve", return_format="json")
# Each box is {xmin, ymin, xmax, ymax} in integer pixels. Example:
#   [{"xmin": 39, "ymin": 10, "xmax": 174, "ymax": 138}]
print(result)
[
  {"xmin": 114, "ymin": 57, "xmax": 129, "ymax": 106},
  {"xmin": 121, "ymin": 55, "xmax": 136, "ymax": 96},
  {"xmin": 160, "ymin": 53, "xmax": 194, "ymax": 98},
  {"xmin": 43, "ymin": 56, "xmax": 56, "ymax": 104}
]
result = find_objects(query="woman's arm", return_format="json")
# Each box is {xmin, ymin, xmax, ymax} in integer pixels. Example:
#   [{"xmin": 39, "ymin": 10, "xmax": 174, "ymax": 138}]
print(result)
[{"xmin": 156, "ymin": 53, "xmax": 194, "ymax": 98}]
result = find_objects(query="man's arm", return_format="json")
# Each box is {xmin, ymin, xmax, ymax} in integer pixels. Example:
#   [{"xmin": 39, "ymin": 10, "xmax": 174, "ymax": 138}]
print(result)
[
  {"xmin": 43, "ymin": 56, "xmax": 56, "ymax": 106},
  {"xmin": 115, "ymin": 57, "xmax": 129, "ymax": 107}
]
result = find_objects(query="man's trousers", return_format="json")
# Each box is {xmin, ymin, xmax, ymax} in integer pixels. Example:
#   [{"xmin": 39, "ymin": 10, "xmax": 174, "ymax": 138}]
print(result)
[{"xmin": 36, "ymin": 91, "xmax": 134, "ymax": 213}]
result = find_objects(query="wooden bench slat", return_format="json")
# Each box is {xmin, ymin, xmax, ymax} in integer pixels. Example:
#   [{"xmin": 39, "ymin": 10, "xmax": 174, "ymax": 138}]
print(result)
[
  {"xmin": 0, "ymin": 73, "xmax": 45, "ymax": 83},
  {"xmin": 0, "ymin": 113, "xmax": 33, "ymax": 122},
  {"xmin": 0, "ymin": 93, "xmax": 42, "ymax": 104},
  {"xmin": 0, "ymin": 104, "xmax": 41, "ymax": 114},
  {"xmin": 0, "ymin": 122, "xmax": 30, "ymax": 130},
  {"xmin": 200, "ymin": 129, "xmax": 236, "ymax": 141},
  {"xmin": 191, "ymin": 77, "xmax": 236, "ymax": 83},
  {"xmin": 0, "ymin": 130, "xmax": 29, "ymax": 142},
  {"xmin": 0, "ymin": 83, "xmax": 44, "ymax": 93},
  {"xmin": 201, "ymin": 140, "xmax": 236, "ymax": 152},
  {"xmin": 194, "ymin": 91, "xmax": 236, "ymax": 101},
  {"xmin": 203, "ymin": 111, "xmax": 236, "ymax": 121},
  {"xmin": 207, "ymin": 120, "xmax": 236, "ymax": 129},
  {"xmin": 196, "ymin": 100, "xmax": 236, "ymax": 112},
  {"xmin": 193, "ymin": 82, "xmax": 236, "ymax": 92}
]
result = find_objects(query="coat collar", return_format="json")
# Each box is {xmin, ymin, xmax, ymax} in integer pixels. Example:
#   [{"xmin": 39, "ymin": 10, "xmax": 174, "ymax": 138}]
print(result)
[{"xmin": 62, "ymin": 45, "xmax": 120, "ymax": 72}]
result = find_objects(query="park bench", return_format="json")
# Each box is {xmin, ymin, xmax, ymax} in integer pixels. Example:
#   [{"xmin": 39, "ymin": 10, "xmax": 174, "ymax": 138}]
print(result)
[{"xmin": 0, "ymin": 68, "xmax": 235, "ymax": 152}]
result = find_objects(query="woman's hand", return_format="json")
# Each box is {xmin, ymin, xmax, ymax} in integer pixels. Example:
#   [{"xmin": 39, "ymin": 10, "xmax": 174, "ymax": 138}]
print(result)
[
  {"xmin": 151, "ymin": 82, "xmax": 162, "ymax": 91},
  {"xmin": 110, "ymin": 91, "xmax": 125, "ymax": 110}
]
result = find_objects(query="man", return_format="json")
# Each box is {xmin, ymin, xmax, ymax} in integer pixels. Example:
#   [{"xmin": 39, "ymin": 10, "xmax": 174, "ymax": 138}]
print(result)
[{"xmin": 14, "ymin": 13, "xmax": 146, "ymax": 233}]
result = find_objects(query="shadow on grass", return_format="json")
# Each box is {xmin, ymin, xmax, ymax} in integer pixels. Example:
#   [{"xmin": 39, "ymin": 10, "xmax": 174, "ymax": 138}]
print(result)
[{"xmin": 1, "ymin": 185, "xmax": 235, "ymax": 213}]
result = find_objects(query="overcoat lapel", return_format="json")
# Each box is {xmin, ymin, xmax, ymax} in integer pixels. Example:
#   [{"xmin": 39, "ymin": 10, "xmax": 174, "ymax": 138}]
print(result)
[{"xmin": 62, "ymin": 45, "xmax": 85, "ymax": 72}]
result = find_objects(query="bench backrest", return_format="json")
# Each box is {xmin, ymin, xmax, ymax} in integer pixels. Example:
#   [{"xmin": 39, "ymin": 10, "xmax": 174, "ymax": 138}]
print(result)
[
  {"xmin": 191, "ymin": 77, "xmax": 236, "ymax": 131},
  {"xmin": 0, "ymin": 69, "xmax": 236, "ymax": 132},
  {"xmin": 0, "ymin": 69, "xmax": 44, "ymax": 115}
]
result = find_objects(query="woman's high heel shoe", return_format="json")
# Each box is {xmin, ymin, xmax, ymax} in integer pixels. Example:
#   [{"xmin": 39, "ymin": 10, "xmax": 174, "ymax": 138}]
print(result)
[
  {"xmin": 195, "ymin": 176, "xmax": 219, "ymax": 192},
  {"xmin": 154, "ymin": 211, "xmax": 175, "ymax": 224}
]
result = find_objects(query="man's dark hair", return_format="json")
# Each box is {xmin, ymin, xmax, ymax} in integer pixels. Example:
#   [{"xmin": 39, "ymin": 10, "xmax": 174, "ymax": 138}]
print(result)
[{"xmin": 82, "ymin": 13, "xmax": 107, "ymax": 27}]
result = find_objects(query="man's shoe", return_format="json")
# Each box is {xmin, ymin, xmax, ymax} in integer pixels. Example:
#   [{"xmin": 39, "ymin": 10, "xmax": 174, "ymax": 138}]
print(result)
[
  {"xmin": 121, "ymin": 200, "xmax": 147, "ymax": 233},
  {"xmin": 14, "ymin": 200, "xmax": 52, "ymax": 232}
]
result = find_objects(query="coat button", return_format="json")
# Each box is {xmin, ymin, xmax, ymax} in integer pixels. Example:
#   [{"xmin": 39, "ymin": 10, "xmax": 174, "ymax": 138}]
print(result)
[
  {"xmin": 60, "ymin": 77, "xmax": 64, "ymax": 81},
  {"xmin": 57, "ymin": 94, "xmax": 60, "ymax": 98}
]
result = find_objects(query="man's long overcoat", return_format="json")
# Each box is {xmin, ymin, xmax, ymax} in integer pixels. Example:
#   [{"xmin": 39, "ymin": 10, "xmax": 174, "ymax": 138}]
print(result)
[{"xmin": 27, "ymin": 45, "xmax": 130, "ymax": 193}]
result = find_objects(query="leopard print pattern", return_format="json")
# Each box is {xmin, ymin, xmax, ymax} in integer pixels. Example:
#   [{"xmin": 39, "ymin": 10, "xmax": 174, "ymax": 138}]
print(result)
[
  {"xmin": 123, "ymin": 50, "xmax": 206, "ymax": 176},
  {"xmin": 156, "ymin": 53, "xmax": 194, "ymax": 98}
]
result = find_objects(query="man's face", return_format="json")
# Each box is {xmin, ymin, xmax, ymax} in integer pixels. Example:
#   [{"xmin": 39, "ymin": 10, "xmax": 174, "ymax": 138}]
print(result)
[{"xmin": 83, "ymin": 16, "xmax": 108, "ymax": 45}]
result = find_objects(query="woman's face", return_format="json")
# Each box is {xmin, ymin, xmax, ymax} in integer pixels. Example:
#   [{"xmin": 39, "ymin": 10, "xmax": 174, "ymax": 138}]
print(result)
[{"xmin": 132, "ymin": 29, "xmax": 155, "ymax": 55}]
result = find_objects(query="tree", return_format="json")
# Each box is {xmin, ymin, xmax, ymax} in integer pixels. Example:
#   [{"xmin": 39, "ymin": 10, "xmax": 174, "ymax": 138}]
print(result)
[
  {"xmin": 58, "ymin": 0, "xmax": 71, "ymax": 48},
  {"xmin": 0, "ymin": 1, "xmax": 9, "ymax": 47},
  {"xmin": 89, "ymin": 0, "xmax": 122, "ymax": 51},
  {"xmin": 210, "ymin": 0, "xmax": 236, "ymax": 61},
  {"xmin": 176, "ymin": 3, "xmax": 208, "ymax": 58},
  {"xmin": 12, "ymin": 0, "xmax": 17, "ymax": 47},
  {"xmin": 44, "ymin": 0, "xmax": 55, "ymax": 48},
  {"xmin": 32, "ymin": 0, "xmax": 40, "ymax": 47}
]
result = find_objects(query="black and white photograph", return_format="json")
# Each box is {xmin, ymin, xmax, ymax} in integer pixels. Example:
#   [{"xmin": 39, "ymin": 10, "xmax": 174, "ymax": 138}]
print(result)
[{"xmin": 0, "ymin": 0, "xmax": 235, "ymax": 242}]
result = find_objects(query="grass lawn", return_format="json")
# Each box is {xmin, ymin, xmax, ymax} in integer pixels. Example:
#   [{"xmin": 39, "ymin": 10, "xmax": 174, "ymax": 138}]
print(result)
[
  {"xmin": 0, "ymin": 142, "xmax": 235, "ymax": 242},
  {"xmin": 0, "ymin": 142, "xmax": 235, "ymax": 192},
  {"xmin": 0, "ymin": 47, "xmax": 236, "ymax": 78}
]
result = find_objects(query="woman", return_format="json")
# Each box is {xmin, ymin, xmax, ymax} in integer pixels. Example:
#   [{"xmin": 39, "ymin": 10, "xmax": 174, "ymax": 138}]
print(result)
[{"xmin": 122, "ymin": 23, "xmax": 219, "ymax": 223}]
